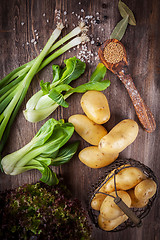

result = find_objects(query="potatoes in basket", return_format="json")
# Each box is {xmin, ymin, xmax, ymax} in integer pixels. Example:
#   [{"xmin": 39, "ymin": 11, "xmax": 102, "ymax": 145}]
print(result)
[
  {"xmin": 98, "ymin": 213, "xmax": 128, "ymax": 231},
  {"xmin": 103, "ymin": 166, "xmax": 146, "ymax": 193},
  {"xmin": 79, "ymin": 146, "xmax": 119, "ymax": 168},
  {"xmin": 99, "ymin": 119, "xmax": 139, "ymax": 154},
  {"xmin": 100, "ymin": 190, "xmax": 131, "ymax": 220},
  {"xmin": 68, "ymin": 114, "xmax": 107, "ymax": 145},
  {"xmin": 127, "ymin": 189, "xmax": 149, "ymax": 208},
  {"xmin": 91, "ymin": 193, "xmax": 107, "ymax": 211},
  {"xmin": 134, "ymin": 179, "xmax": 157, "ymax": 201},
  {"xmin": 80, "ymin": 90, "xmax": 110, "ymax": 124}
]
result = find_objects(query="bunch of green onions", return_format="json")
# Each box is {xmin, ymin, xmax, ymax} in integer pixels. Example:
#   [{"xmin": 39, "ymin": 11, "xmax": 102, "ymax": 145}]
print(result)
[{"xmin": 0, "ymin": 21, "xmax": 89, "ymax": 155}]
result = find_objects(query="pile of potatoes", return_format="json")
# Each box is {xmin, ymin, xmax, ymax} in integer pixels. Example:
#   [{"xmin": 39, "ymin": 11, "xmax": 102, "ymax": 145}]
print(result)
[
  {"xmin": 91, "ymin": 165, "xmax": 157, "ymax": 231},
  {"xmin": 68, "ymin": 90, "xmax": 139, "ymax": 168}
]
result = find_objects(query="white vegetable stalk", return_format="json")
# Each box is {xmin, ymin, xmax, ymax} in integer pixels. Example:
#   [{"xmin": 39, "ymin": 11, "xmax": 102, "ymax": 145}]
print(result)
[
  {"xmin": 48, "ymin": 21, "xmax": 88, "ymax": 53},
  {"xmin": 38, "ymin": 33, "xmax": 90, "ymax": 71}
]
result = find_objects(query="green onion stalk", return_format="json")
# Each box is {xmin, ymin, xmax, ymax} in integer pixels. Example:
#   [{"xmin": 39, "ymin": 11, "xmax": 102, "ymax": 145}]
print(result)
[{"xmin": 0, "ymin": 22, "xmax": 89, "ymax": 156}]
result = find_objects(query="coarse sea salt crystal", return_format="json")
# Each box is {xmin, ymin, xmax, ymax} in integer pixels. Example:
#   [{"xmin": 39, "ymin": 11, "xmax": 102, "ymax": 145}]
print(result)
[
  {"xmin": 81, "ymin": 9, "xmax": 84, "ymax": 13},
  {"xmin": 64, "ymin": 11, "xmax": 67, "ymax": 15},
  {"xmin": 31, "ymin": 39, "xmax": 35, "ymax": 43},
  {"xmin": 26, "ymin": 42, "xmax": 29, "ymax": 45},
  {"xmin": 43, "ymin": 13, "xmax": 46, "ymax": 16},
  {"xmin": 21, "ymin": 22, "xmax": 25, "ymax": 26}
]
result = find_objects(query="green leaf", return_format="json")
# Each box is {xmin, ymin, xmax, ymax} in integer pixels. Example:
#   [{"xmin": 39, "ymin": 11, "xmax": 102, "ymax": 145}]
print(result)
[
  {"xmin": 51, "ymin": 141, "xmax": 80, "ymax": 166},
  {"xmin": 40, "ymin": 80, "xmax": 51, "ymax": 94},
  {"xmin": 32, "ymin": 118, "xmax": 60, "ymax": 148},
  {"xmin": 90, "ymin": 63, "xmax": 107, "ymax": 82},
  {"xmin": 60, "ymin": 56, "xmax": 86, "ymax": 84},
  {"xmin": 118, "ymin": 0, "xmax": 136, "ymax": 26},
  {"xmin": 69, "ymin": 80, "xmax": 110, "ymax": 93},
  {"xmin": 49, "ymin": 89, "xmax": 69, "ymax": 108},
  {"xmin": 110, "ymin": 15, "xmax": 129, "ymax": 41},
  {"xmin": 39, "ymin": 163, "xmax": 59, "ymax": 186},
  {"xmin": 52, "ymin": 65, "xmax": 63, "ymax": 83}
]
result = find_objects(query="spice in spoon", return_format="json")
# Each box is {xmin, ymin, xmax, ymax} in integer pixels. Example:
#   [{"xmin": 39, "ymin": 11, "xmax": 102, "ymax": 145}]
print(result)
[{"xmin": 103, "ymin": 42, "xmax": 124, "ymax": 64}]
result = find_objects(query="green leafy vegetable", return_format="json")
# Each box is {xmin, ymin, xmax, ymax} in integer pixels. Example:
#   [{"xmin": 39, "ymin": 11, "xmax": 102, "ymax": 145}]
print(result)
[
  {"xmin": 1, "ymin": 118, "xmax": 79, "ymax": 185},
  {"xmin": 118, "ymin": 0, "xmax": 136, "ymax": 26},
  {"xmin": 0, "ymin": 22, "xmax": 89, "ymax": 156},
  {"xmin": 24, "ymin": 58, "xmax": 110, "ymax": 123},
  {"xmin": 0, "ymin": 181, "xmax": 91, "ymax": 239}
]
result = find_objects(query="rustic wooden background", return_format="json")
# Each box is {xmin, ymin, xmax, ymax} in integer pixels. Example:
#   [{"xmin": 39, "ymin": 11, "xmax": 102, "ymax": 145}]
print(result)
[{"xmin": 0, "ymin": 0, "xmax": 160, "ymax": 239}]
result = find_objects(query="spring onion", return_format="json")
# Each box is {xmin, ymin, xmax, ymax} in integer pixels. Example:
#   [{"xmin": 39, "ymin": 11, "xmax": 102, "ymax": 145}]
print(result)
[{"xmin": 0, "ymin": 22, "xmax": 89, "ymax": 155}]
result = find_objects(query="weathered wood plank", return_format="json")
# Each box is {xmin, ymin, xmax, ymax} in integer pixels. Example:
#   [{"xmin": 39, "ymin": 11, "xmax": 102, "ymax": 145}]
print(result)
[{"xmin": 0, "ymin": 0, "xmax": 160, "ymax": 239}]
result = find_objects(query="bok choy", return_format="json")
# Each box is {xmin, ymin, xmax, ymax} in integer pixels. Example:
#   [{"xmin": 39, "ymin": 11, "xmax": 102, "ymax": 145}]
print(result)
[
  {"xmin": 1, "ymin": 118, "xmax": 79, "ymax": 185},
  {"xmin": 0, "ymin": 22, "xmax": 88, "ymax": 155},
  {"xmin": 24, "ymin": 58, "xmax": 110, "ymax": 122}
]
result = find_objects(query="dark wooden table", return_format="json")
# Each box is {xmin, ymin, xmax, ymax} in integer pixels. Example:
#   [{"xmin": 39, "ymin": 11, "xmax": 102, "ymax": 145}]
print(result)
[{"xmin": 0, "ymin": 0, "xmax": 160, "ymax": 239}]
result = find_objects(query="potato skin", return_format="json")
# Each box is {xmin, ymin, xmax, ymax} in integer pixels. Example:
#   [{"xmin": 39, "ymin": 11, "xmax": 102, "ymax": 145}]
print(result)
[
  {"xmin": 100, "ymin": 191, "xmax": 131, "ymax": 220},
  {"xmin": 98, "ymin": 119, "xmax": 139, "ymax": 154},
  {"xmin": 98, "ymin": 214, "xmax": 128, "ymax": 231},
  {"xmin": 104, "ymin": 167, "xmax": 146, "ymax": 193},
  {"xmin": 127, "ymin": 189, "xmax": 149, "ymax": 208},
  {"xmin": 80, "ymin": 91, "xmax": 110, "ymax": 124},
  {"xmin": 68, "ymin": 114, "xmax": 107, "ymax": 145},
  {"xmin": 91, "ymin": 193, "xmax": 107, "ymax": 211},
  {"xmin": 78, "ymin": 146, "xmax": 119, "ymax": 168},
  {"xmin": 134, "ymin": 179, "xmax": 157, "ymax": 200}
]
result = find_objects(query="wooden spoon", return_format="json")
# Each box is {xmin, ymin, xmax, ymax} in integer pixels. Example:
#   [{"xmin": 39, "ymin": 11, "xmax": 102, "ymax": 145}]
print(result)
[{"xmin": 98, "ymin": 39, "xmax": 156, "ymax": 133}]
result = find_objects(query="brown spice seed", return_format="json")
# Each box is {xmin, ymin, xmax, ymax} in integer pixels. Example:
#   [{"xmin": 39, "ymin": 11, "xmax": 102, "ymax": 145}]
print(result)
[{"xmin": 103, "ymin": 42, "xmax": 124, "ymax": 64}]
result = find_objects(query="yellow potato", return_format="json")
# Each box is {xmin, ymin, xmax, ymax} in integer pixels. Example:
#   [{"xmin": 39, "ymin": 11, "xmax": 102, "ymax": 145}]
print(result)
[
  {"xmin": 98, "ymin": 213, "xmax": 128, "ymax": 231},
  {"xmin": 98, "ymin": 119, "xmax": 139, "ymax": 154},
  {"xmin": 68, "ymin": 114, "xmax": 107, "ymax": 145},
  {"xmin": 78, "ymin": 146, "xmax": 119, "ymax": 168},
  {"xmin": 80, "ymin": 91, "xmax": 110, "ymax": 124},
  {"xmin": 104, "ymin": 167, "xmax": 146, "ymax": 193},
  {"xmin": 91, "ymin": 193, "xmax": 107, "ymax": 211},
  {"xmin": 134, "ymin": 179, "xmax": 157, "ymax": 200},
  {"xmin": 127, "ymin": 189, "xmax": 149, "ymax": 208},
  {"xmin": 100, "ymin": 191, "xmax": 131, "ymax": 220}
]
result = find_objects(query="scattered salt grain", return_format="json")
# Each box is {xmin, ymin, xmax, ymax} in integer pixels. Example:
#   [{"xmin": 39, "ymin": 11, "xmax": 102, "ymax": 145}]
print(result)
[
  {"xmin": 81, "ymin": 9, "xmax": 84, "ymax": 13},
  {"xmin": 34, "ymin": 41, "xmax": 37, "ymax": 45},
  {"xmin": 31, "ymin": 39, "xmax": 35, "ymax": 43},
  {"xmin": 64, "ymin": 11, "xmax": 67, "ymax": 15},
  {"xmin": 46, "ymin": 19, "xmax": 49, "ymax": 23},
  {"xmin": 26, "ymin": 42, "xmax": 29, "ymax": 45},
  {"xmin": 72, "ymin": 12, "xmax": 74, "ymax": 14},
  {"xmin": 79, "ymin": 2, "xmax": 81, "ymax": 4},
  {"xmin": 34, "ymin": 29, "xmax": 37, "ymax": 33},
  {"xmin": 43, "ymin": 13, "xmax": 46, "ymax": 17},
  {"xmin": 21, "ymin": 22, "xmax": 25, "ymax": 26}
]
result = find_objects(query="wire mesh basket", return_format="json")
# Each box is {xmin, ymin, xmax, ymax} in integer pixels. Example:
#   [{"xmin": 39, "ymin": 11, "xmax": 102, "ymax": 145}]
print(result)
[{"xmin": 88, "ymin": 158, "xmax": 158, "ymax": 232}]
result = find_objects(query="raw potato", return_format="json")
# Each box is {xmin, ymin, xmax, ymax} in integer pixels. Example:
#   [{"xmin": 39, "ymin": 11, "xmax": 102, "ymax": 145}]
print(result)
[
  {"xmin": 91, "ymin": 193, "xmax": 107, "ymax": 211},
  {"xmin": 99, "ymin": 119, "xmax": 139, "ymax": 154},
  {"xmin": 80, "ymin": 91, "xmax": 110, "ymax": 124},
  {"xmin": 78, "ymin": 146, "xmax": 119, "ymax": 168},
  {"xmin": 68, "ymin": 114, "xmax": 107, "ymax": 145},
  {"xmin": 100, "ymin": 191, "xmax": 131, "ymax": 220},
  {"xmin": 104, "ymin": 167, "xmax": 146, "ymax": 193},
  {"xmin": 127, "ymin": 189, "xmax": 149, "ymax": 208},
  {"xmin": 134, "ymin": 179, "xmax": 157, "ymax": 200},
  {"xmin": 98, "ymin": 213, "xmax": 128, "ymax": 231}
]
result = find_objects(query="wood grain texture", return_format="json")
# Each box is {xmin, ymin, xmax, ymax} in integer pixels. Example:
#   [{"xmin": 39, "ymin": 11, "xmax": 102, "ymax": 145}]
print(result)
[{"xmin": 0, "ymin": 0, "xmax": 160, "ymax": 239}]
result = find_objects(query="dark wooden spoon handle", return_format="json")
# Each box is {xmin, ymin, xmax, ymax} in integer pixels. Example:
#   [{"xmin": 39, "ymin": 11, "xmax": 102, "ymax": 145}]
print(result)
[{"xmin": 117, "ymin": 68, "xmax": 156, "ymax": 133}]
